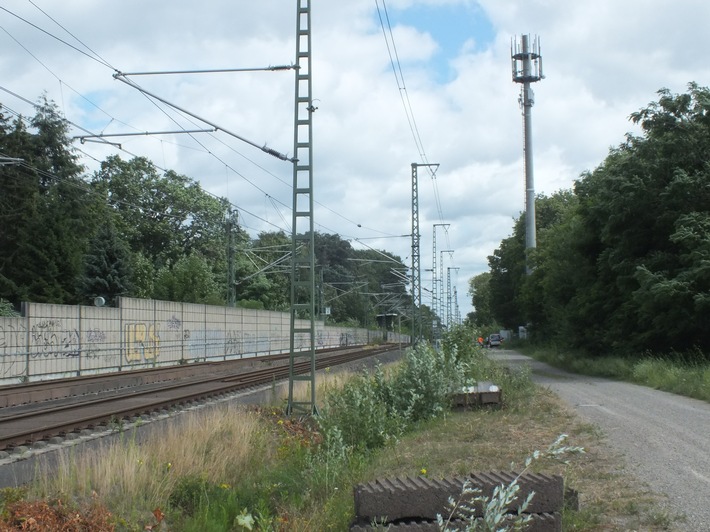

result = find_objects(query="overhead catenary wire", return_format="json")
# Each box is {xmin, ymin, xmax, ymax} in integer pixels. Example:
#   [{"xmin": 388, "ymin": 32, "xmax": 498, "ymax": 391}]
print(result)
[
  {"xmin": 3, "ymin": 3, "xmax": 403, "ymax": 243},
  {"xmin": 0, "ymin": 7, "xmax": 299, "ymax": 230},
  {"xmin": 0, "ymin": 6, "xmax": 114, "ymax": 70},
  {"xmin": 375, "ymin": 0, "xmax": 448, "ymax": 226},
  {"xmin": 113, "ymin": 73, "xmax": 295, "ymax": 163}
]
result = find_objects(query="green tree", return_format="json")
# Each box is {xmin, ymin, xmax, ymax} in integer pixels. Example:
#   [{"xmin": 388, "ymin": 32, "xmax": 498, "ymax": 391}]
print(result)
[
  {"xmin": 0, "ymin": 97, "xmax": 98, "ymax": 306},
  {"xmin": 91, "ymin": 155, "xmax": 234, "ymax": 302},
  {"xmin": 92, "ymin": 156, "xmax": 229, "ymax": 265},
  {"xmin": 468, "ymin": 272, "xmax": 494, "ymax": 327},
  {"xmin": 78, "ymin": 221, "xmax": 134, "ymax": 306},
  {"xmin": 567, "ymin": 84, "xmax": 710, "ymax": 352},
  {"xmin": 129, "ymin": 252, "xmax": 157, "ymax": 299},
  {"xmin": 517, "ymin": 191, "xmax": 579, "ymax": 341},
  {"xmin": 0, "ymin": 111, "xmax": 38, "ymax": 304},
  {"xmin": 487, "ymin": 217, "xmax": 526, "ymax": 329},
  {"xmin": 153, "ymin": 253, "xmax": 223, "ymax": 305},
  {"xmin": 0, "ymin": 298, "xmax": 19, "ymax": 317}
]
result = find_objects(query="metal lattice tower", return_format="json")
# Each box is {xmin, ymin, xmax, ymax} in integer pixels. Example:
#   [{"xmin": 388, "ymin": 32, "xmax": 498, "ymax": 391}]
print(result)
[
  {"xmin": 432, "ymin": 223, "xmax": 449, "ymax": 341},
  {"xmin": 439, "ymin": 249, "xmax": 453, "ymax": 329},
  {"xmin": 287, "ymin": 0, "xmax": 317, "ymax": 415},
  {"xmin": 410, "ymin": 163, "xmax": 438, "ymax": 343},
  {"xmin": 431, "ymin": 224, "xmax": 449, "ymax": 319},
  {"xmin": 453, "ymin": 286, "xmax": 459, "ymax": 325},
  {"xmin": 511, "ymin": 34, "xmax": 543, "ymax": 274},
  {"xmin": 410, "ymin": 163, "xmax": 421, "ymax": 343},
  {"xmin": 447, "ymin": 267, "xmax": 459, "ymax": 329}
]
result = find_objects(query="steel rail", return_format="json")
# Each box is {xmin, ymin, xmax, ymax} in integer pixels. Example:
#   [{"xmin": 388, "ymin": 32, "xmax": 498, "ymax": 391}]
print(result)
[
  {"xmin": 0, "ymin": 346, "xmax": 350, "ymax": 408},
  {"xmin": 0, "ymin": 345, "xmax": 402, "ymax": 450}
]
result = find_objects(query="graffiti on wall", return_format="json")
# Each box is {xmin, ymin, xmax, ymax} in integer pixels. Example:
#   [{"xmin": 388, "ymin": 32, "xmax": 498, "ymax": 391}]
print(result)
[
  {"xmin": 185, "ymin": 329, "xmax": 225, "ymax": 359},
  {"xmin": 183, "ymin": 329, "xmax": 260, "ymax": 359},
  {"xmin": 82, "ymin": 329, "xmax": 109, "ymax": 360},
  {"xmin": 0, "ymin": 322, "xmax": 26, "ymax": 356},
  {"xmin": 226, "ymin": 330, "xmax": 241, "ymax": 356},
  {"xmin": 167, "ymin": 315, "xmax": 182, "ymax": 331},
  {"xmin": 339, "ymin": 332, "xmax": 353, "ymax": 347},
  {"xmin": 0, "ymin": 322, "xmax": 27, "ymax": 377},
  {"xmin": 0, "ymin": 298, "xmax": 401, "ymax": 384},
  {"xmin": 30, "ymin": 320, "xmax": 80, "ymax": 358},
  {"xmin": 125, "ymin": 322, "xmax": 160, "ymax": 362}
]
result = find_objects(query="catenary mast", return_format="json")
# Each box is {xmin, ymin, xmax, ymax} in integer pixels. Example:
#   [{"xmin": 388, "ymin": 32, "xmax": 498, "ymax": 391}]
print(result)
[{"xmin": 287, "ymin": 0, "xmax": 317, "ymax": 415}]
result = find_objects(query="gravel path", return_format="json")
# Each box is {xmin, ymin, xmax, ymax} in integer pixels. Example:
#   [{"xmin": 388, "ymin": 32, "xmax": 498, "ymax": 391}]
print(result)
[{"xmin": 490, "ymin": 350, "xmax": 710, "ymax": 529}]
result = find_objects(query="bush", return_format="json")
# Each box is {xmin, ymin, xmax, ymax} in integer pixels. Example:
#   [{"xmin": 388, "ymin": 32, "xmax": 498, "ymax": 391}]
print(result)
[
  {"xmin": 317, "ymin": 371, "xmax": 399, "ymax": 452},
  {"xmin": 0, "ymin": 298, "xmax": 19, "ymax": 317},
  {"xmin": 169, "ymin": 475, "xmax": 211, "ymax": 516},
  {"xmin": 317, "ymin": 341, "xmax": 466, "ymax": 456},
  {"xmin": 384, "ymin": 343, "xmax": 462, "ymax": 423}
]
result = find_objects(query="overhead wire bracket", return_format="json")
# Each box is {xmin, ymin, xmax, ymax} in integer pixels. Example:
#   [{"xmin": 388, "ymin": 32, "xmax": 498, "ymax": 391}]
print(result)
[{"xmin": 113, "ymin": 72, "xmax": 296, "ymax": 163}]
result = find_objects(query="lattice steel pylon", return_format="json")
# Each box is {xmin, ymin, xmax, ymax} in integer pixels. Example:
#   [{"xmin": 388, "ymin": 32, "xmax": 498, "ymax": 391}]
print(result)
[
  {"xmin": 439, "ymin": 249, "xmax": 453, "ymax": 329},
  {"xmin": 447, "ymin": 266, "xmax": 459, "ymax": 330},
  {"xmin": 287, "ymin": 0, "xmax": 317, "ymax": 415},
  {"xmin": 410, "ymin": 163, "xmax": 438, "ymax": 344},
  {"xmin": 432, "ymin": 223, "xmax": 449, "ymax": 343},
  {"xmin": 410, "ymin": 163, "xmax": 421, "ymax": 344}
]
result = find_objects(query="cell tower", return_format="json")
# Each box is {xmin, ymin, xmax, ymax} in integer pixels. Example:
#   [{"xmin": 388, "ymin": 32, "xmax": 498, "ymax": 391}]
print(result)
[{"xmin": 511, "ymin": 35, "xmax": 543, "ymax": 274}]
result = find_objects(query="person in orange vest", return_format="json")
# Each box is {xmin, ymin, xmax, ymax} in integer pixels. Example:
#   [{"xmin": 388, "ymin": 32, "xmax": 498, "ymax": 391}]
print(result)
[{"xmin": 477, "ymin": 336, "xmax": 484, "ymax": 347}]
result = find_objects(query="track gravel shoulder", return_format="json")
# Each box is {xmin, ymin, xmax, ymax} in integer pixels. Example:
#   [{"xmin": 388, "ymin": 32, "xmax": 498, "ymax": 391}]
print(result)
[{"xmin": 490, "ymin": 350, "xmax": 710, "ymax": 529}]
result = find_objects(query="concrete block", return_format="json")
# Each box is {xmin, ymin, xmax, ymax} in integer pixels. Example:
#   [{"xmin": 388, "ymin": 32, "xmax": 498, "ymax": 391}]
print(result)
[
  {"xmin": 354, "ymin": 476, "xmax": 462, "ymax": 523},
  {"xmin": 350, "ymin": 512, "xmax": 561, "ymax": 531},
  {"xmin": 451, "ymin": 382, "xmax": 502, "ymax": 410},
  {"xmin": 353, "ymin": 471, "xmax": 563, "ymax": 523},
  {"xmin": 476, "ymin": 381, "xmax": 502, "ymax": 406}
]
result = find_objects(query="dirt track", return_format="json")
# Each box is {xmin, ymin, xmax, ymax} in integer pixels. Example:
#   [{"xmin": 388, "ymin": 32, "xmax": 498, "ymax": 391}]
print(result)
[{"xmin": 491, "ymin": 350, "xmax": 710, "ymax": 529}]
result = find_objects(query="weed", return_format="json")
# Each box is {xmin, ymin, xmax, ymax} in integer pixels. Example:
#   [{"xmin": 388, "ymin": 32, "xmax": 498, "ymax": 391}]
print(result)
[
  {"xmin": 107, "ymin": 415, "xmax": 126, "ymax": 433},
  {"xmin": 438, "ymin": 434, "xmax": 585, "ymax": 531},
  {"xmin": 0, "ymin": 487, "xmax": 27, "ymax": 520},
  {"xmin": 168, "ymin": 475, "xmax": 210, "ymax": 516}
]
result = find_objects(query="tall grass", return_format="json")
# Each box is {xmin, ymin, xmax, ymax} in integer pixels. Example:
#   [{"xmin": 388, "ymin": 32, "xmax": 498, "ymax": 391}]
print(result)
[
  {"xmin": 632, "ymin": 357, "xmax": 710, "ymax": 400},
  {"xmin": 525, "ymin": 345, "xmax": 710, "ymax": 402},
  {"xmin": 32, "ymin": 405, "xmax": 270, "ymax": 524}
]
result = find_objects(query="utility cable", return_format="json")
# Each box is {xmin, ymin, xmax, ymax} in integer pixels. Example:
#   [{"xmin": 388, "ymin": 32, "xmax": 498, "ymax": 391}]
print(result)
[
  {"xmin": 375, "ymin": 0, "xmax": 448, "ymax": 225},
  {"xmin": 27, "ymin": 0, "xmax": 117, "ymax": 70},
  {"xmin": 0, "ymin": 6, "xmax": 113, "ymax": 69},
  {"xmin": 4, "ymin": 4, "xmax": 402, "ymax": 241}
]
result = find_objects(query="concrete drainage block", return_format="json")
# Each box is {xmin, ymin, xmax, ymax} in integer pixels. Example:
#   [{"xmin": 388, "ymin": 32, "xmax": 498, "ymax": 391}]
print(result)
[
  {"xmin": 451, "ymin": 381, "xmax": 502, "ymax": 410},
  {"xmin": 352, "ymin": 471, "xmax": 563, "ymax": 531}
]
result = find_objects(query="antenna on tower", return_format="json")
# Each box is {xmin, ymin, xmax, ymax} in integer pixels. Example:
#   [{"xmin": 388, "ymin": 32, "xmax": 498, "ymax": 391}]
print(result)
[
  {"xmin": 511, "ymin": 35, "xmax": 543, "ymax": 83},
  {"xmin": 511, "ymin": 34, "xmax": 544, "ymax": 274}
]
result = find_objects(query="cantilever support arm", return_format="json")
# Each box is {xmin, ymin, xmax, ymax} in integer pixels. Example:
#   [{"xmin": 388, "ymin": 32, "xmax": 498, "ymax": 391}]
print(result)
[{"xmin": 113, "ymin": 72, "xmax": 296, "ymax": 163}]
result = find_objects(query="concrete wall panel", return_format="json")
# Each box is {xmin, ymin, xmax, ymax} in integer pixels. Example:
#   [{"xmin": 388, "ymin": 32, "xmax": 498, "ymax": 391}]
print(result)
[{"xmin": 0, "ymin": 297, "xmax": 409, "ymax": 384}]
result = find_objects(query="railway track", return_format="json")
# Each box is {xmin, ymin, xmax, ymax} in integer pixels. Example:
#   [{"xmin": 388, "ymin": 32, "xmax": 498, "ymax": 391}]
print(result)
[{"xmin": 0, "ymin": 344, "xmax": 403, "ymax": 451}]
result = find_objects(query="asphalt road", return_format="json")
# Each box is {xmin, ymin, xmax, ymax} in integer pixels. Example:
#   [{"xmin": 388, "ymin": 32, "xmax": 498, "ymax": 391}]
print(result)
[{"xmin": 490, "ymin": 350, "xmax": 710, "ymax": 529}]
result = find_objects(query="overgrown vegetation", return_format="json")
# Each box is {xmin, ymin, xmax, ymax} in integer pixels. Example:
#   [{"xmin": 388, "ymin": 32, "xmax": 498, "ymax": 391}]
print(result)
[
  {"xmin": 0, "ymin": 330, "xmax": 677, "ymax": 530},
  {"xmin": 522, "ymin": 344, "xmax": 710, "ymax": 403},
  {"xmin": 438, "ymin": 434, "xmax": 585, "ymax": 532}
]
